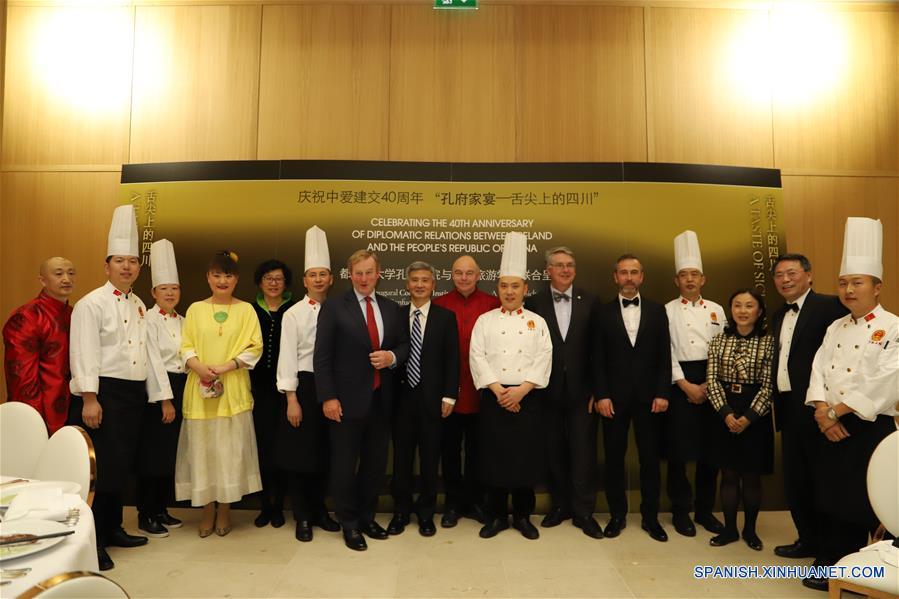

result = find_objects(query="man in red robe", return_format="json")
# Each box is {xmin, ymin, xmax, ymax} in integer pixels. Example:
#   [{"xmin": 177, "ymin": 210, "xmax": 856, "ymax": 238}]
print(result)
[{"xmin": 3, "ymin": 257, "xmax": 77, "ymax": 433}]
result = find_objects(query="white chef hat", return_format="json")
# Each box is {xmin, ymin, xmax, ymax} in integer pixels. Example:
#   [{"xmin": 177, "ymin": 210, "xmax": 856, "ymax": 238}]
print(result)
[
  {"xmin": 499, "ymin": 232, "xmax": 528, "ymax": 280},
  {"xmin": 150, "ymin": 239, "xmax": 179, "ymax": 287},
  {"xmin": 107, "ymin": 205, "xmax": 139, "ymax": 257},
  {"xmin": 674, "ymin": 230, "xmax": 703, "ymax": 274},
  {"xmin": 304, "ymin": 225, "xmax": 331, "ymax": 272},
  {"xmin": 839, "ymin": 217, "xmax": 883, "ymax": 279}
]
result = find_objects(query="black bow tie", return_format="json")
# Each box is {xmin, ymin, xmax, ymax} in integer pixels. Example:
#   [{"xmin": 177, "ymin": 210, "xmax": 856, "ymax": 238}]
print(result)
[
  {"xmin": 552, "ymin": 291, "xmax": 570, "ymax": 302},
  {"xmin": 622, "ymin": 297, "xmax": 639, "ymax": 308},
  {"xmin": 786, "ymin": 303, "xmax": 799, "ymax": 313}
]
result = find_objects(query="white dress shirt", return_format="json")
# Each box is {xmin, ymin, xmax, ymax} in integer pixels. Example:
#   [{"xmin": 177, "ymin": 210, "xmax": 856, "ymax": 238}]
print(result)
[
  {"xmin": 776, "ymin": 288, "xmax": 811, "ymax": 392},
  {"xmin": 145, "ymin": 305, "xmax": 183, "ymax": 402},
  {"xmin": 805, "ymin": 304, "xmax": 899, "ymax": 421},
  {"xmin": 469, "ymin": 307, "xmax": 552, "ymax": 389},
  {"xmin": 69, "ymin": 281, "xmax": 170, "ymax": 401},
  {"xmin": 276, "ymin": 295, "xmax": 321, "ymax": 393},
  {"xmin": 619, "ymin": 293, "xmax": 641, "ymax": 347},
  {"xmin": 551, "ymin": 286, "xmax": 572, "ymax": 341},
  {"xmin": 665, "ymin": 295, "xmax": 726, "ymax": 382}
]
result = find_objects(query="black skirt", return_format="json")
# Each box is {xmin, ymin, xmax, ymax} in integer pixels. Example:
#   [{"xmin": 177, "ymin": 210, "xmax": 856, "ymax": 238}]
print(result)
[
  {"xmin": 252, "ymin": 383, "xmax": 282, "ymax": 471},
  {"xmin": 137, "ymin": 372, "xmax": 186, "ymax": 477},
  {"xmin": 663, "ymin": 360, "xmax": 718, "ymax": 462},
  {"xmin": 273, "ymin": 372, "xmax": 329, "ymax": 474},
  {"xmin": 706, "ymin": 383, "xmax": 774, "ymax": 474},
  {"xmin": 67, "ymin": 377, "xmax": 146, "ymax": 494},
  {"xmin": 478, "ymin": 387, "xmax": 545, "ymax": 488}
]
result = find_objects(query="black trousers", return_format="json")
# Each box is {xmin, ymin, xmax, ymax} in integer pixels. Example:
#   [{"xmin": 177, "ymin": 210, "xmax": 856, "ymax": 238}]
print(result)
[
  {"xmin": 441, "ymin": 411, "xmax": 483, "ymax": 512},
  {"xmin": 136, "ymin": 476, "xmax": 174, "ymax": 518},
  {"xmin": 391, "ymin": 384, "xmax": 442, "ymax": 519},
  {"xmin": 602, "ymin": 399, "xmax": 663, "ymax": 520},
  {"xmin": 544, "ymin": 392, "xmax": 598, "ymax": 518},
  {"xmin": 328, "ymin": 394, "xmax": 390, "ymax": 530},
  {"xmin": 486, "ymin": 486, "xmax": 536, "ymax": 520},
  {"xmin": 779, "ymin": 392, "xmax": 822, "ymax": 550},
  {"xmin": 667, "ymin": 461, "xmax": 718, "ymax": 516},
  {"xmin": 287, "ymin": 473, "xmax": 328, "ymax": 522}
]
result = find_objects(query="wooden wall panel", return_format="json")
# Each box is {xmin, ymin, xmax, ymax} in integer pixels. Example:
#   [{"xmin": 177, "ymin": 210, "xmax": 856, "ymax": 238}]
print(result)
[
  {"xmin": 129, "ymin": 5, "xmax": 261, "ymax": 163},
  {"xmin": 774, "ymin": 9, "xmax": 898, "ymax": 174},
  {"xmin": 257, "ymin": 5, "xmax": 389, "ymax": 160},
  {"xmin": 1, "ymin": 6, "xmax": 132, "ymax": 168},
  {"xmin": 782, "ymin": 175, "xmax": 898, "ymax": 309},
  {"xmin": 516, "ymin": 5, "xmax": 646, "ymax": 162},
  {"xmin": 648, "ymin": 7, "xmax": 774, "ymax": 167},
  {"xmin": 388, "ymin": 5, "xmax": 516, "ymax": 162}
]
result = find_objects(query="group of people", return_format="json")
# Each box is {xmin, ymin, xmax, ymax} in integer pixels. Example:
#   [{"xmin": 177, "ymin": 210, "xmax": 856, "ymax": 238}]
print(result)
[{"xmin": 3, "ymin": 206, "xmax": 896, "ymax": 594}]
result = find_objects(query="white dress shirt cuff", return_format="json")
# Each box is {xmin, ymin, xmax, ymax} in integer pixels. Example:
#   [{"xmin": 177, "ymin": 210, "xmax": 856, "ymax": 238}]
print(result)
[{"xmin": 442, "ymin": 397, "xmax": 456, "ymax": 406}]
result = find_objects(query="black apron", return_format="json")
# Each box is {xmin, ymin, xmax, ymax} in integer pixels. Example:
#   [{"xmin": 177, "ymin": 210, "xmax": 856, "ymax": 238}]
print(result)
[
  {"xmin": 478, "ymin": 387, "xmax": 545, "ymax": 488},
  {"xmin": 137, "ymin": 372, "xmax": 186, "ymax": 477},
  {"xmin": 664, "ymin": 360, "xmax": 716, "ymax": 462},
  {"xmin": 273, "ymin": 372, "xmax": 329, "ymax": 474},
  {"xmin": 706, "ymin": 383, "xmax": 774, "ymax": 474},
  {"xmin": 67, "ymin": 377, "xmax": 146, "ymax": 494}
]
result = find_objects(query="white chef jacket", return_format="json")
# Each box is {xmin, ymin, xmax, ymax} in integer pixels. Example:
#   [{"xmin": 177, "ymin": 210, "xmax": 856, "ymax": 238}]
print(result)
[
  {"xmin": 276, "ymin": 295, "xmax": 321, "ymax": 393},
  {"xmin": 145, "ymin": 304, "xmax": 184, "ymax": 402},
  {"xmin": 69, "ymin": 281, "xmax": 170, "ymax": 401},
  {"xmin": 805, "ymin": 304, "xmax": 899, "ymax": 421},
  {"xmin": 776, "ymin": 288, "xmax": 811, "ymax": 392},
  {"xmin": 469, "ymin": 307, "xmax": 552, "ymax": 389},
  {"xmin": 665, "ymin": 296, "xmax": 726, "ymax": 383}
]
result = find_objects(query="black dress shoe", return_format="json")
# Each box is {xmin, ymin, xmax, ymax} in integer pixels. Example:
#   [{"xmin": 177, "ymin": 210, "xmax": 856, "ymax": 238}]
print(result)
[
  {"xmin": 742, "ymin": 531, "xmax": 763, "ymax": 551},
  {"xmin": 513, "ymin": 517, "xmax": 540, "ymax": 540},
  {"xmin": 361, "ymin": 520, "xmax": 389, "ymax": 540},
  {"xmin": 603, "ymin": 516, "xmax": 627, "ymax": 538},
  {"xmin": 157, "ymin": 511, "xmax": 183, "ymax": 529},
  {"xmin": 573, "ymin": 516, "xmax": 604, "ymax": 539},
  {"xmin": 138, "ymin": 515, "xmax": 169, "ymax": 538},
  {"xmin": 709, "ymin": 530, "xmax": 740, "ymax": 546},
  {"xmin": 107, "ymin": 528, "xmax": 148, "ymax": 548},
  {"xmin": 540, "ymin": 507, "xmax": 572, "ymax": 528},
  {"xmin": 295, "ymin": 520, "xmax": 313, "ymax": 542},
  {"xmin": 774, "ymin": 540, "xmax": 816, "ymax": 558},
  {"xmin": 270, "ymin": 510, "xmax": 286, "ymax": 528},
  {"xmin": 97, "ymin": 546, "xmax": 114, "ymax": 571},
  {"xmin": 418, "ymin": 517, "xmax": 437, "ymax": 537},
  {"xmin": 478, "ymin": 517, "xmax": 510, "ymax": 538},
  {"xmin": 254, "ymin": 510, "xmax": 270, "ymax": 528},
  {"xmin": 694, "ymin": 512, "xmax": 725, "ymax": 534},
  {"xmin": 343, "ymin": 529, "xmax": 367, "ymax": 551},
  {"xmin": 672, "ymin": 513, "xmax": 696, "ymax": 537},
  {"xmin": 801, "ymin": 575, "xmax": 828, "ymax": 592},
  {"xmin": 641, "ymin": 520, "xmax": 668, "ymax": 542},
  {"xmin": 441, "ymin": 509, "xmax": 461, "ymax": 528},
  {"xmin": 314, "ymin": 512, "xmax": 341, "ymax": 532},
  {"xmin": 387, "ymin": 514, "xmax": 409, "ymax": 535}
]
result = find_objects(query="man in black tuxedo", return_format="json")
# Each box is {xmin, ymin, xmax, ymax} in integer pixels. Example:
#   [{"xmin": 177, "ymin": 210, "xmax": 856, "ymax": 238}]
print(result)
[
  {"xmin": 525, "ymin": 247, "xmax": 603, "ymax": 539},
  {"xmin": 314, "ymin": 249, "xmax": 409, "ymax": 551},
  {"xmin": 594, "ymin": 254, "xmax": 672, "ymax": 542},
  {"xmin": 387, "ymin": 261, "xmax": 459, "ymax": 537},
  {"xmin": 770, "ymin": 253, "xmax": 847, "ymax": 559}
]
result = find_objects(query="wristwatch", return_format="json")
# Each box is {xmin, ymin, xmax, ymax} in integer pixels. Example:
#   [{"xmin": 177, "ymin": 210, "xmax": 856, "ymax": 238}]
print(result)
[{"xmin": 826, "ymin": 407, "xmax": 839, "ymax": 422}]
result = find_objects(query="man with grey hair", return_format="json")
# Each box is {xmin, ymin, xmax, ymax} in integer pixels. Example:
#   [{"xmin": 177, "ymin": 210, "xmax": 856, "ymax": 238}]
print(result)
[
  {"xmin": 526, "ymin": 246, "xmax": 604, "ymax": 539},
  {"xmin": 388, "ymin": 261, "xmax": 459, "ymax": 537}
]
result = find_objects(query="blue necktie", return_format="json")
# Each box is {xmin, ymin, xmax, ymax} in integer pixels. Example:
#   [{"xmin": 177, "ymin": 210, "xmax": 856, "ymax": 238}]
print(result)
[{"xmin": 408, "ymin": 309, "xmax": 422, "ymax": 387}]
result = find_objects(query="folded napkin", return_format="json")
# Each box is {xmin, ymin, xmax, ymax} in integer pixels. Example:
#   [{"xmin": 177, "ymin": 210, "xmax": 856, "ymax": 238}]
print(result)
[
  {"xmin": 4, "ymin": 488, "xmax": 75, "ymax": 522},
  {"xmin": 860, "ymin": 539, "xmax": 899, "ymax": 567}
]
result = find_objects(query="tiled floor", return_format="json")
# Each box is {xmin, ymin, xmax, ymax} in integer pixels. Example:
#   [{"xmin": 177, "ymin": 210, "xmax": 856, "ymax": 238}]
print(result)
[{"xmin": 105, "ymin": 508, "xmax": 827, "ymax": 598}]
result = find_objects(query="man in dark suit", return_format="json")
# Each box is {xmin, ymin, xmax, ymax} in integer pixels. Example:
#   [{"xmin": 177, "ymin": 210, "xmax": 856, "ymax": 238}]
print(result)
[
  {"xmin": 314, "ymin": 249, "xmax": 409, "ymax": 551},
  {"xmin": 770, "ymin": 253, "xmax": 847, "ymax": 559},
  {"xmin": 387, "ymin": 261, "xmax": 459, "ymax": 537},
  {"xmin": 594, "ymin": 254, "xmax": 672, "ymax": 542},
  {"xmin": 525, "ymin": 246, "xmax": 603, "ymax": 539}
]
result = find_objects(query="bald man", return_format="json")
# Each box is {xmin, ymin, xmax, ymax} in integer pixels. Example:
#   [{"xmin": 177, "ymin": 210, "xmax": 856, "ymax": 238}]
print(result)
[
  {"xmin": 3, "ymin": 257, "xmax": 77, "ymax": 433},
  {"xmin": 433, "ymin": 255, "xmax": 500, "ymax": 527}
]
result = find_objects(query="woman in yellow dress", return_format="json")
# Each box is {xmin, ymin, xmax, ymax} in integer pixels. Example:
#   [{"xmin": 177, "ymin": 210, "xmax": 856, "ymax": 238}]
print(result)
[{"xmin": 175, "ymin": 250, "xmax": 263, "ymax": 537}]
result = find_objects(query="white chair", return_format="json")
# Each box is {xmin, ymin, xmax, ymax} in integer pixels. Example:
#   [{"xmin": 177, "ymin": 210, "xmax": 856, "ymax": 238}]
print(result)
[
  {"xmin": 18, "ymin": 571, "xmax": 129, "ymax": 598},
  {"xmin": 32, "ymin": 425, "xmax": 96, "ymax": 506},
  {"xmin": 829, "ymin": 430, "xmax": 899, "ymax": 598},
  {"xmin": 0, "ymin": 401, "xmax": 49, "ymax": 478}
]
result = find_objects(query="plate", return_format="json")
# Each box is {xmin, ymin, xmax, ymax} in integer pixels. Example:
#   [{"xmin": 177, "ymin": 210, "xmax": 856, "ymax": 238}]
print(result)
[
  {"xmin": 0, "ymin": 481, "xmax": 81, "ymax": 508},
  {"xmin": 0, "ymin": 519, "xmax": 70, "ymax": 561}
]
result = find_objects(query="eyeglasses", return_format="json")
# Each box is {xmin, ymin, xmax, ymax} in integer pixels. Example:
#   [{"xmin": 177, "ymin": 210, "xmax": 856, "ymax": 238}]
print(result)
[
  {"xmin": 549, "ymin": 262, "xmax": 575, "ymax": 269},
  {"xmin": 263, "ymin": 276, "xmax": 285, "ymax": 284},
  {"xmin": 773, "ymin": 270, "xmax": 803, "ymax": 280}
]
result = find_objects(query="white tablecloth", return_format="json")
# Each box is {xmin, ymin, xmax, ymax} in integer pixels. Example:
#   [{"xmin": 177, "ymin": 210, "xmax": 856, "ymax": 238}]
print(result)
[{"xmin": 1, "ymin": 487, "xmax": 97, "ymax": 598}]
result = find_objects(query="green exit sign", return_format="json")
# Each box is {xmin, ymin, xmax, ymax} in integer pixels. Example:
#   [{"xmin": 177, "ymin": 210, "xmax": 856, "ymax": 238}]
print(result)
[{"xmin": 434, "ymin": 0, "xmax": 478, "ymax": 9}]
